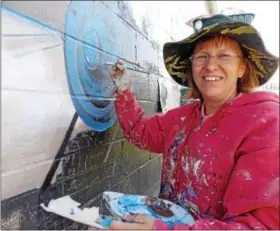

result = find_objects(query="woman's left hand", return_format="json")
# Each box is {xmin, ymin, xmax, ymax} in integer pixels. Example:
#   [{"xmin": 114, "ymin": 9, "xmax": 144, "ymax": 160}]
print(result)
[{"xmin": 109, "ymin": 214, "xmax": 156, "ymax": 230}]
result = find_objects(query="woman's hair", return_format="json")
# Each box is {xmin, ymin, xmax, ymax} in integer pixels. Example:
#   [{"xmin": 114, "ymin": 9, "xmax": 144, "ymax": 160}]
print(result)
[{"xmin": 185, "ymin": 36, "xmax": 260, "ymax": 100}]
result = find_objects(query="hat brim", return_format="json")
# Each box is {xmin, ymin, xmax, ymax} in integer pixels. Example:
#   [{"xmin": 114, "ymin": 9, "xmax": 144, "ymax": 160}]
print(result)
[{"xmin": 163, "ymin": 22, "xmax": 279, "ymax": 87}]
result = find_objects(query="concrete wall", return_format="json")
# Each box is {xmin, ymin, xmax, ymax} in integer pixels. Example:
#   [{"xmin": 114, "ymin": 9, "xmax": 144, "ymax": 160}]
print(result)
[{"xmin": 1, "ymin": 1, "xmax": 208, "ymax": 229}]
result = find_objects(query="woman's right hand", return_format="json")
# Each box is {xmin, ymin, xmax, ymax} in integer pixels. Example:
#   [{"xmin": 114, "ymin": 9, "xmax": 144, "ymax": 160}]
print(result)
[{"xmin": 109, "ymin": 60, "xmax": 131, "ymax": 92}]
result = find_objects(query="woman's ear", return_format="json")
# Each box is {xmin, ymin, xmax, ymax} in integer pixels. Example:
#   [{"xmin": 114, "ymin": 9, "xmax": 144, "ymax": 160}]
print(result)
[{"xmin": 238, "ymin": 59, "xmax": 247, "ymax": 78}]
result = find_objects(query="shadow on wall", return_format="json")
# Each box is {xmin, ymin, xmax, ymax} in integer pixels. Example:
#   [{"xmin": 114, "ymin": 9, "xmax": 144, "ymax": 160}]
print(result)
[{"xmin": 2, "ymin": 125, "xmax": 162, "ymax": 229}]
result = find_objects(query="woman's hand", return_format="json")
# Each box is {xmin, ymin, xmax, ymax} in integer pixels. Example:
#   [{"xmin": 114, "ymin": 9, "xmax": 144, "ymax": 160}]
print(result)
[
  {"xmin": 109, "ymin": 214, "xmax": 156, "ymax": 230},
  {"xmin": 109, "ymin": 60, "xmax": 131, "ymax": 92}
]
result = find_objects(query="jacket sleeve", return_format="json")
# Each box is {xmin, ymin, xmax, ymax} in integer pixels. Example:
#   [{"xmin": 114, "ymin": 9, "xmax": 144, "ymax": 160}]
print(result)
[
  {"xmin": 114, "ymin": 88, "xmax": 177, "ymax": 153},
  {"xmin": 153, "ymin": 109, "xmax": 279, "ymax": 230}
]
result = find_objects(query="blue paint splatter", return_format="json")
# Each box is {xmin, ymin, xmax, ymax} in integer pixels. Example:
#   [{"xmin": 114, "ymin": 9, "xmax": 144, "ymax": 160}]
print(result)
[{"xmin": 187, "ymin": 186, "xmax": 198, "ymax": 199}]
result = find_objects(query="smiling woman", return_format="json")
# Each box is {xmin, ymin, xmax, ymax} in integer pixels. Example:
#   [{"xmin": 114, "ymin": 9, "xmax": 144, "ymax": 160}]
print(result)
[{"xmin": 105, "ymin": 13, "xmax": 279, "ymax": 230}]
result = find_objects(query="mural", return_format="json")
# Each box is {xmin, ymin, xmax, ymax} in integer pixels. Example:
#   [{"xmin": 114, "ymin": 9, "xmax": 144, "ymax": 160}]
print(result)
[{"xmin": 64, "ymin": 1, "xmax": 118, "ymax": 132}]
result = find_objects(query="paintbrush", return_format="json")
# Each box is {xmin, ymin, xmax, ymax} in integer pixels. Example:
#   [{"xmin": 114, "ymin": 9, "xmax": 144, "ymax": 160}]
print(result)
[{"xmin": 105, "ymin": 62, "xmax": 150, "ymax": 74}]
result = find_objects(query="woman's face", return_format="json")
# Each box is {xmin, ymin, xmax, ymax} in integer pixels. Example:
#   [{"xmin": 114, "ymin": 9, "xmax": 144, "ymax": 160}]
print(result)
[{"xmin": 192, "ymin": 36, "xmax": 246, "ymax": 101}]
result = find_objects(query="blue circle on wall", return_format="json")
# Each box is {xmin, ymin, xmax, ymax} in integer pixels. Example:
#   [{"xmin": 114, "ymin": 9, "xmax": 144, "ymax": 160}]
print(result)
[{"xmin": 64, "ymin": 1, "xmax": 118, "ymax": 132}]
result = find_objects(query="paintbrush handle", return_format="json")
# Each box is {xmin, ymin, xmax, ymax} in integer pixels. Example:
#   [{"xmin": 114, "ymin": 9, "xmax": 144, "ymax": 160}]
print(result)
[
  {"xmin": 126, "ymin": 66, "xmax": 150, "ymax": 74},
  {"xmin": 105, "ymin": 62, "xmax": 150, "ymax": 75}
]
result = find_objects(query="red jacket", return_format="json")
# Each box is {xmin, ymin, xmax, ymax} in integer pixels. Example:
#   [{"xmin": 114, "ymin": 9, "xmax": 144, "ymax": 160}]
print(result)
[{"xmin": 115, "ymin": 89, "xmax": 279, "ymax": 230}]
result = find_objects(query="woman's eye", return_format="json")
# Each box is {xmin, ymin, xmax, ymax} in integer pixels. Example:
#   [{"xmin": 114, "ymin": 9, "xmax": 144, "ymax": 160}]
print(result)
[
  {"xmin": 197, "ymin": 55, "xmax": 208, "ymax": 59},
  {"xmin": 218, "ymin": 54, "xmax": 231, "ymax": 59}
]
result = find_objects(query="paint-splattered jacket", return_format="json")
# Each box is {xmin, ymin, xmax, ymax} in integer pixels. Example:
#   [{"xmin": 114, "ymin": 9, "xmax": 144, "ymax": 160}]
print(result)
[{"xmin": 115, "ymin": 89, "xmax": 279, "ymax": 230}]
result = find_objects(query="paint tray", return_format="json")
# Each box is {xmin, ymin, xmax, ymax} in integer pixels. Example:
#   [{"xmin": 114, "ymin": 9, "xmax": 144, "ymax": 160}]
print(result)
[{"xmin": 101, "ymin": 191, "xmax": 195, "ymax": 228}]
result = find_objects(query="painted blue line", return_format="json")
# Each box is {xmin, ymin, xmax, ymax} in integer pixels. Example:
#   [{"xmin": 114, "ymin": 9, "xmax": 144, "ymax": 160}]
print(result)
[
  {"xmin": 13, "ymin": 43, "xmax": 62, "ymax": 58},
  {"xmin": 2, "ymin": 34, "xmax": 50, "ymax": 37},
  {"xmin": 1, "ymin": 4, "xmax": 60, "ymax": 34}
]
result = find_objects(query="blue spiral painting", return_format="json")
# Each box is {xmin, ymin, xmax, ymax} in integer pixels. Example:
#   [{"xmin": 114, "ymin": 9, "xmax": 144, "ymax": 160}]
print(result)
[{"xmin": 64, "ymin": 1, "xmax": 119, "ymax": 132}]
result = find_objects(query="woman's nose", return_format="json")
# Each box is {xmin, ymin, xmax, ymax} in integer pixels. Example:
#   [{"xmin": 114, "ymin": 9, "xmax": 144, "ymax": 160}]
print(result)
[{"xmin": 204, "ymin": 56, "xmax": 219, "ymax": 71}]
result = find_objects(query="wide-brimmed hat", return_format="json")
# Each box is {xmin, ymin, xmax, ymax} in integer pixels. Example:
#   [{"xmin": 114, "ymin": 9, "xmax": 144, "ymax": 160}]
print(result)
[{"xmin": 163, "ymin": 14, "xmax": 279, "ymax": 87}]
